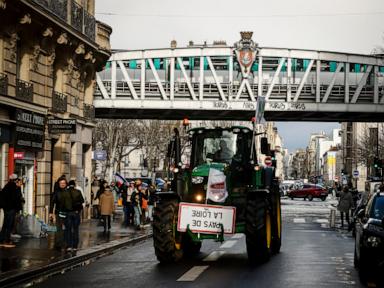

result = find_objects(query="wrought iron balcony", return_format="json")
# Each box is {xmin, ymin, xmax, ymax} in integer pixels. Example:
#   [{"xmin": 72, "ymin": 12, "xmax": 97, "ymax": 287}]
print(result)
[
  {"xmin": 83, "ymin": 103, "xmax": 95, "ymax": 120},
  {"xmin": 0, "ymin": 73, "xmax": 8, "ymax": 96},
  {"xmin": 16, "ymin": 79, "xmax": 33, "ymax": 103},
  {"xmin": 30, "ymin": 0, "xmax": 96, "ymax": 41},
  {"xmin": 52, "ymin": 91, "xmax": 68, "ymax": 113}
]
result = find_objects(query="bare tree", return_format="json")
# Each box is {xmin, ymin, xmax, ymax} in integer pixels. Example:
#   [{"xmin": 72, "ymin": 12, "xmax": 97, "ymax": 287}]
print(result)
[{"xmin": 356, "ymin": 123, "xmax": 384, "ymax": 166}]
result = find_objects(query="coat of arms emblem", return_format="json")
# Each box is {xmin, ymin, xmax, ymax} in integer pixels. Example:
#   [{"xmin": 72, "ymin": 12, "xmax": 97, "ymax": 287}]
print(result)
[{"xmin": 234, "ymin": 32, "xmax": 259, "ymax": 77}]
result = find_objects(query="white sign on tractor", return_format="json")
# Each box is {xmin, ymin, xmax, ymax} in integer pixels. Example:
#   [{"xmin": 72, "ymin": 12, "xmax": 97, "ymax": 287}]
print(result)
[{"xmin": 177, "ymin": 203, "xmax": 236, "ymax": 235}]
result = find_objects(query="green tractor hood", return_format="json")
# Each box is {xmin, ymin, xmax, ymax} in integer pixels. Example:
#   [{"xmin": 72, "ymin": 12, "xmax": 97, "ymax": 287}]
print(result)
[{"xmin": 191, "ymin": 162, "xmax": 226, "ymax": 177}]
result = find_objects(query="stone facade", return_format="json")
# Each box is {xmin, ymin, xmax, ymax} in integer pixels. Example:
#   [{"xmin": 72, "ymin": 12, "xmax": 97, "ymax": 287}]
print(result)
[{"xmin": 0, "ymin": 0, "xmax": 111, "ymax": 220}]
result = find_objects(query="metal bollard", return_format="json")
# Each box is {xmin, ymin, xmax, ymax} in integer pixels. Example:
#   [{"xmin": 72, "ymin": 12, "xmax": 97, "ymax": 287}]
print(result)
[{"xmin": 330, "ymin": 208, "xmax": 336, "ymax": 228}]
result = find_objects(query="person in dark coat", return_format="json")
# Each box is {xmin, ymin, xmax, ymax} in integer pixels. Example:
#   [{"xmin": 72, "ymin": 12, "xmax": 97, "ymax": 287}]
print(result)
[
  {"xmin": 0, "ymin": 174, "xmax": 24, "ymax": 248},
  {"xmin": 337, "ymin": 186, "xmax": 354, "ymax": 228},
  {"xmin": 49, "ymin": 177, "xmax": 68, "ymax": 250},
  {"xmin": 65, "ymin": 180, "xmax": 84, "ymax": 251}
]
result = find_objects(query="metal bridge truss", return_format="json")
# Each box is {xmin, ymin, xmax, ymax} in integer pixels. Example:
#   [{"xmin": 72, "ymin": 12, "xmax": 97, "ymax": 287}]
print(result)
[{"xmin": 95, "ymin": 47, "xmax": 384, "ymax": 121}]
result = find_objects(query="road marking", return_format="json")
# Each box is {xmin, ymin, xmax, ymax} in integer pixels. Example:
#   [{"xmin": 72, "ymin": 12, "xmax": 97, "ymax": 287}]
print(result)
[
  {"xmin": 231, "ymin": 233, "xmax": 244, "ymax": 239},
  {"xmin": 315, "ymin": 219, "xmax": 329, "ymax": 223},
  {"xmin": 177, "ymin": 266, "xmax": 209, "ymax": 282},
  {"xmin": 220, "ymin": 240, "xmax": 237, "ymax": 249},
  {"xmin": 293, "ymin": 218, "xmax": 306, "ymax": 223},
  {"xmin": 203, "ymin": 251, "xmax": 226, "ymax": 262}
]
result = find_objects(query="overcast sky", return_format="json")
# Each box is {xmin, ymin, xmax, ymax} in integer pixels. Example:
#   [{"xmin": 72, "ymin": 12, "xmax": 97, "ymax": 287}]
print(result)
[{"xmin": 95, "ymin": 0, "xmax": 383, "ymax": 152}]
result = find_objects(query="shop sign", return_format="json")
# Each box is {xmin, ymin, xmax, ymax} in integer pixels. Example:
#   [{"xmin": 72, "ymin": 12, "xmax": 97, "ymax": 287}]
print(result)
[
  {"xmin": 15, "ymin": 109, "xmax": 45, "ymax": 151},
  {"xmin": 15, "ymin": 159, "xmax": 34, "ymax": 165},
  {"xmin": 14, "ymin": 152, "xmax": 25, "ymax": 159},
  {"xmin": 0, "ymin": 125, "xmax": 11, "ymax": 143},
  {"xmin": 47, "ymin": 118, "xmax": 77, "ymax": 134}
]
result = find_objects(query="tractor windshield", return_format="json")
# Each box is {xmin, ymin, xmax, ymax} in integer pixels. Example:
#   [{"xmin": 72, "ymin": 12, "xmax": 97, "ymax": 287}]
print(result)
[{"xmin": 192, "ymin": 129, "xmax": 252, "ymax": 166}]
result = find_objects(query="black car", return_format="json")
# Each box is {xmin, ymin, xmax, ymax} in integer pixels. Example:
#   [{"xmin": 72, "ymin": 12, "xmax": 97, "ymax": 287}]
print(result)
[{"xmin": 354, "ymin": 192, "xmax": 384, "ymax": 280}]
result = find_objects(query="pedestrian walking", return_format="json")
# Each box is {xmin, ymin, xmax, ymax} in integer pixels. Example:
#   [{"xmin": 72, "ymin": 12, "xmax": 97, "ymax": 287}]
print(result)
[
  {"xmin": 65, "ymin": 180, "xmax": 84, "ymax": 251},
  {"xmin": 49, "ymin": 176, "xmax": 67, "ymax": 250},
  {"xmin": 337, "ymin": 186, "xmax": 353, "ymax": 228},
  {"xmin": 99, "ymin": 186, "xmax": 115, "ymax": 232},
  {"xmin": 94, "ymin": 179, "xmax": 107, "ymax": 219},
  {"xmin": 0, "ymin": 174, "xmax": 24, "ymax": 248},
  {"xmin": 91, "ymin": 176, "xmax": 100, "ymax": 219}
]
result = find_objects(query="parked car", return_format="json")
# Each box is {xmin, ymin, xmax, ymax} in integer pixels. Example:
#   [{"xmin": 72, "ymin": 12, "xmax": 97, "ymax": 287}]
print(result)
[
  {"xmin": 287, "ymin": 184, "xmax": 328, "ymax": 201},
  {"xmin": 354, "ymin": 192, "xmax": 384, "ymax": 281}
]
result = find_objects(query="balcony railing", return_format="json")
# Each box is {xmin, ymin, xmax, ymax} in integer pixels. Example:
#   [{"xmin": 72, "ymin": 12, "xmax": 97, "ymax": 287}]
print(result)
[
  {"xmin": 31, "ymin": 0, "xmax": 95, "ymax": 40},
  {"xmin": 83, "ymin": 103, "xmax": 95, "ymax": 120},
  {"xmin": 16, "ymin": 79, "xmax": 33, "ymax": 103},
  {"xmin": 0, "ymin": 73, "xmax": 8, "ymax": 96},
  {"xmin": 52, "ymin": 91, "xmax": 68, "ymax": 113}
]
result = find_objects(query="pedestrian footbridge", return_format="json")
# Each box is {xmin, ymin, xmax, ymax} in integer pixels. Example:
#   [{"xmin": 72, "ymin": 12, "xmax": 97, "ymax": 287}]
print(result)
[{"xmin": 94, "ymin": 34, "xmax": 384, "ymax": 121}]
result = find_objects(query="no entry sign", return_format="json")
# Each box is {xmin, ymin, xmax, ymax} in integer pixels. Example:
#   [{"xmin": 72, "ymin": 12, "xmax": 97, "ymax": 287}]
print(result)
[{"xmin": 265, "ymin": 156, "xmax": 272, "ymax": 166}]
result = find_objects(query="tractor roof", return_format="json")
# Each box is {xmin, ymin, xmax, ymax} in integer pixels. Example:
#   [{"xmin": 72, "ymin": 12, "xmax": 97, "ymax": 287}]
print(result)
[{"xmin": 188, "ymin": 126, "xmax": 252, "ymax": 133}]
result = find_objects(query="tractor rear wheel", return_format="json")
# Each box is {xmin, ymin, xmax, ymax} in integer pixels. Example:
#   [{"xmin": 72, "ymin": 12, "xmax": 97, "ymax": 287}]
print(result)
[
  {"xmin": 153, "ymin": 199, "xmax": 183, "ymax": 263},
  {"xmin": 245, "ymin": 196, "xmax": 271, "ymax": 264}
]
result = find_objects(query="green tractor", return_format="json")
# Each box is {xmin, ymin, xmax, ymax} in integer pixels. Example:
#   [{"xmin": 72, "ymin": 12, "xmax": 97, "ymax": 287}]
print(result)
[{"xmin": 153, "ymin": 125, "xmax": 281, "ymax": 264}]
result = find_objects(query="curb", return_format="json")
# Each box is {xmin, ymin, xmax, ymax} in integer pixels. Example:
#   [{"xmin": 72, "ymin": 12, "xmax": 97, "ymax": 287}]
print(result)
[{"xmin": 0, "ymin": 232, "xmax": 153, "ymax": 288}]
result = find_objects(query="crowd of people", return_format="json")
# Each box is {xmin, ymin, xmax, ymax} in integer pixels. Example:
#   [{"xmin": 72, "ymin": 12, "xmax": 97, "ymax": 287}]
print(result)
[{"xmin": 91, "ymin": 177, "xmax": 157, "ymax": 231}]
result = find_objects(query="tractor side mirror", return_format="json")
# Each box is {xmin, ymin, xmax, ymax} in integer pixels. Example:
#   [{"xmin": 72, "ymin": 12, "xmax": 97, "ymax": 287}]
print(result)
[{"xmin": 260, "ymin": 137, "xmax": 269, "ymax": 155}]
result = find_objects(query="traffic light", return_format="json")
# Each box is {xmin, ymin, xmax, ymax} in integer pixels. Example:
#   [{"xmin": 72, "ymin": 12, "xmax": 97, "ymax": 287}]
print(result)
[{"xmin": 373, "ymin": 157, "xmax": 380, "ymax": 168}]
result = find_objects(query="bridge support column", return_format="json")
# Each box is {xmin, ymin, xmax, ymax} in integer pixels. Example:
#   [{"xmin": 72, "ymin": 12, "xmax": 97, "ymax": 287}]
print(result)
[
  {"xmin": 316, "ymin": 60, "xmax": 321, "ymax": 103},
  {"xmin": 287, "ymin": 58, "xmax": 291, "ymax": 102},
  {"xmin": 258, "ymin": 56, "xmax": 263, "ymax": 97},
  {"xmin": 374, "ymin": 66, "xmax": 379, "ymax": 104},
  {"xmin": 344, "ymin": 63, "xmax": 349, "ymax": 103}
]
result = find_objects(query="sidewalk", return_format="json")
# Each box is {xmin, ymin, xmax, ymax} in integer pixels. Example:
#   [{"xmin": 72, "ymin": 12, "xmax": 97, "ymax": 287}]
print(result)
[{"xmin": 0, "ymin": 210, "xmax": 152, "ymax": 286}]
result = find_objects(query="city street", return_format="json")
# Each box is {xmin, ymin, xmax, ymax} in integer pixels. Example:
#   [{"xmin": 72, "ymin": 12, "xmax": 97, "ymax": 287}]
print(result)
[{"xmin": 33, "ymin": 197, "xmax": 368, "ymax": 288}]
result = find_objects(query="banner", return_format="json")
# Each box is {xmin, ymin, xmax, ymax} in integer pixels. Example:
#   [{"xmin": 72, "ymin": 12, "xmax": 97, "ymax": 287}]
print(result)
[{"xmin": 206, "ymin": 168, "xmax": 228, "ymax": 203}]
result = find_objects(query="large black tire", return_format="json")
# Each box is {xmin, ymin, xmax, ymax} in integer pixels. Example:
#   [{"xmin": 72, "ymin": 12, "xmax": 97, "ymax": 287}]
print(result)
[
  {"xmin": 153, "ymin": 199, "xmax": 183, "ymax": 263},
  {"xmin": 183, "ymin": 235, "xmax": 202, "ymax": 257},
  {"xmin": 245, "ymin": 196, "xmax": 272, "ymax": 264},
  {"xmin": 271, "ymin": 194, "xmax": 282, "ymax": 254},
  {"xmin": 307, "ymin": 195, "xmax": 313, "ymax": 201}
]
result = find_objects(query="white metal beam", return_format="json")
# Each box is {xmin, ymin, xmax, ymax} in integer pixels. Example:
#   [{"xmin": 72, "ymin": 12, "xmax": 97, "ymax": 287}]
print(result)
[
  {"xmin": 96, "ymin": 73, "xmax": 109, "ymax": 99},
  {"xmin": 235, "ymin": 79, "xmax": 247, "ymax": 100},
  {"xmin": 117, "ymin": 60, "xmax": 138, "ymax": 99},
  {"xmin": 199, "ymin": 56, "xmax": 204, "ymax": 101},
  {"xmin": 258, "ymin": 56, "xmax": 263, "ymax": 97},
  {"xmin": 293, "ymin": 59, "xmax": 314, "ymax": 102},
  {"xmin": 374, "ymin": 66, "xmax": 379, "ymax": 104},
  {"xmin": 170, "ymin": 58, "xmax": 175, "ymax": 100},
  {"xmin": 287, "ymin": 57, "xmax": 291, "ymax": 102},
  {"xmin": 206, "ymin": 56, "xmax": 226, "ymax": 101},
  {"xmin": 140, "ymin": 59, "xmax": 145, "ymax": 99},
  {"xmin": 111, "ymin": 61, "xmax": 116, "ymax": 99},
  {"xmin": 322, "ymin": 62, "xmax": 343, "ymax": 103},
  {"xmin": 177, "ymin": 57, "xmax": 197, "ymax": 100},
  {"xmin": 351, "ymin": 65, "xmax": 373, "ymax": 103},
  {"xmin": 245, "ymin": 80, "xmax": 256, "ymax": 101},
  {"xmin": 148, "ymin": 58, "xmax": 167, "ymax": 100},
  {"xmin": 228, "ymin": 56, "xmax": 233, "ymax": 100},
  {"xmin": 316, "ymin": 60, "xmax": 321, "ymax": 103},
  {"xmin": 266, "ymin": 57, "xmax": 286, "ymax": 100},
  {"xmin": 344, "ymin": 63, "xmax": 350, "ymax": 103}
]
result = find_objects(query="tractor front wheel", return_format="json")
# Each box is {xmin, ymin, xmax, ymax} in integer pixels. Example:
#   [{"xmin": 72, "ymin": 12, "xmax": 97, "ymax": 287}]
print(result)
[
  {"xmin": 245, "ymin": 196, "xmax": 272, "ymax": 264},
  {"xmin": 153, "ymin": 199, "xmax": 183, "ymax": 263}
]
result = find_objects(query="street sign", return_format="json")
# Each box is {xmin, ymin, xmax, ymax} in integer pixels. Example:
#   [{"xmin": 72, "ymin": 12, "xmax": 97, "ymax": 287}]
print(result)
[
  {"xmin": 177, "ymin": 202, "xmax": 236, "ymax": 234},
  {"xmin": 256, "ymin": 96, "xmax": 266, "ymax": 123},
  {"xmin": 353, "ymin": 170, "xmax": 359, "ymax": 178},
  {"xmin": 264, "ymin": 156, "xmax": 272, "ymax": 166},
  {"xmin": 93, "ymin": 150, "xmax": 107, "ymax": 161}
]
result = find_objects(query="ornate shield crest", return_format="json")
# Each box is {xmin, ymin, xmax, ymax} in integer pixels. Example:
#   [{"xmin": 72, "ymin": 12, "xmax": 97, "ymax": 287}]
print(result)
[{"xmin": 234, "ymin": 32, "xmax": 258, "ymax": 78}]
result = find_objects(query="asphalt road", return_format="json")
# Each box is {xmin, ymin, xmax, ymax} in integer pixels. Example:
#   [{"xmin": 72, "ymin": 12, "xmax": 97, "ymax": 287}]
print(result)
[{"xmin": 33, "ymin": 197, "xmax": 369, "ymax": 288}]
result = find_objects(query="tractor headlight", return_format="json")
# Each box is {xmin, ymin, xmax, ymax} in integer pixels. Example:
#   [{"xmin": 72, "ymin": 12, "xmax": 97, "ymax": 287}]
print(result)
[
  {"xmin": 195, "ymin": 194, "xmax": 203, "ymax": 202},
  {"xmin": 192, "ymin": 176, "xmax": 204, "ymax": 184},
  {"xmin": 367, "ymin": 236, "xmax": 381, "ymax": 247}
]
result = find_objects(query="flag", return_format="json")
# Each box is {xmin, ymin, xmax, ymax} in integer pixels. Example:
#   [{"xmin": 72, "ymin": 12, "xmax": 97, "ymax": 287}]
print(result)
[
  {"xmin": 206, "ymin": 168, "xmax": 228, "ymax": 203},
  {"xmin": 114, "ymin": 172, "xmax": 128, "ymax": 186}
]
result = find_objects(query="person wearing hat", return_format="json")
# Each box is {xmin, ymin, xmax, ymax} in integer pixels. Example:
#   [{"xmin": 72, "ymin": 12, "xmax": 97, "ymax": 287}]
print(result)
[{"xmin": 0, "ymin": 174, "xmax": 24, "ymax": 248}]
